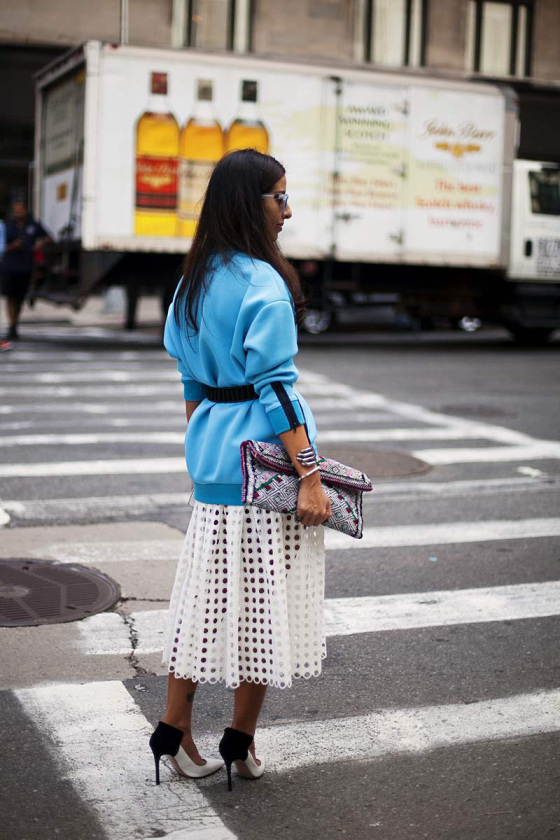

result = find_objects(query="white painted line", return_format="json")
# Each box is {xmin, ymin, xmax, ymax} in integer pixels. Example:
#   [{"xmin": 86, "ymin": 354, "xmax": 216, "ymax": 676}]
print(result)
[
  {"xmin": 0, "ymin": 507, "xmax": 10, "ymax": 527},
  {"xmin": 37, "ymin": 538, "xmax": 184, "ymax": 565},
  {"xmin": 0, "ymin": 383, "xmax": 177, "ymax": 398},
  {"xmin": 22, "ymin": 517, "xmax": 560, "ymax": 561},
  {"xmin": 518, "ymin": 466, "xmax": 545, "ymax": 477},
  {"xmin": 317, "ymin": 426, "xmax": 525, "ymax": 443},
  {"xmin": 6, "ymin": 476, "xmax": 557, "ymax": 524},
  {"xmin": 2, "ymin": 369, "xmax": 178, "ymax": 383},
  {"xmin": 218, "ymin": 689, "xmax": 560, "ymax": 774},
  {"xmin": 326, "ymin": 517, "xmax": 560, "ymax": 549},
  {"xmin": 302, "ymin": 372, "xmax": 556, "ymax": 454},
  {"xmin": 0, "ymin": 416, "xmax": 184, "ymax": 430},
  {"xmin": 15, "ymin": 681, "xmax": 236, "ymax": 840},
  {"xmin": 0, "ymin": 425, "xmax": 513, "ymax": 447},
  {"xmin": 0, "ymin": 431, "xmax": 185, "ymax": 446},
  {"xmin": 415, "ymin": 443, "xmax": 560, "ymax": 464},
  {"xmin": 323, "ymin": 581, "xmax": 560, "ymax": 635},
  {"xmin": 2, "ymin": 492, "xmax": 190, "ymax": 523},
  {"xmin": 0, "ymin": 457, "xmax": 185, "ymax": 478},
  {"xmin": 76, "ymin": 580, "xmax": 560, "ymax": 657},
  {"xmin": 360, "ymin": 475, "xmax": 559, "ymax": 500},
  {"xmin": 0, "ymin": 401, "xmax": 182, "ymax": 415}
]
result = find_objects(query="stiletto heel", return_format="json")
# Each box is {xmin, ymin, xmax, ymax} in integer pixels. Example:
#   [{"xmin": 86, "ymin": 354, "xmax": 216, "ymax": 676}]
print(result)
[
  {"xmin": 149, "ymin": 721, "xmax": 223, "ymax": 784},
  {"xmin": 218, "ymin": 727, "xmax": 265, "ymax": 792},
  {"xmin": 225, "ymin": 761, "xmax": 233, "ymax": 792}
]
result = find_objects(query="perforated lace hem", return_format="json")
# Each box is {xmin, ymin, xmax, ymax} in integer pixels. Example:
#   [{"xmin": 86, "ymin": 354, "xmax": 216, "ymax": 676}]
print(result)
[{"xmin": 162, "ymin": 502, "xmax": 326, "ymax": 690}]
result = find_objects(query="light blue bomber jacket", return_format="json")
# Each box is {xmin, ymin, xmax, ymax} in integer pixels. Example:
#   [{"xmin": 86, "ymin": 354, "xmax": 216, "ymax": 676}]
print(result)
[{"xmin": 164, "ymin": 252, "xmax": 317, "ymax": 505}]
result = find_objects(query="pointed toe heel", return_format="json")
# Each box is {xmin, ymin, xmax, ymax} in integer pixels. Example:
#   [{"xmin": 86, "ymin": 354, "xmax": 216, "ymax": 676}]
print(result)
[
  {"xmin": 150, "ymin": 721, "xmax": 224, "ymax": 784},
  {"xmin": 218, "ymin": 727, "xmax": 264, "ymax": 792}
]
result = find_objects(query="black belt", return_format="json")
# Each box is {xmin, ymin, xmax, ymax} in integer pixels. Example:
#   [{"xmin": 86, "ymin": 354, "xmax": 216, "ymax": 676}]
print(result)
[{"xmin": 206, "ymin": 384, "xmax": 257, "ymax": 403}]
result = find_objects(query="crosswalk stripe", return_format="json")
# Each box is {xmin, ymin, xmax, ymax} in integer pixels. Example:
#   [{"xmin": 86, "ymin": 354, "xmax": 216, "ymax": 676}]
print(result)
[
  {"xmin": 205, "ymin": 688, "xmax": 560, "ymax": 775},
  {"xmin": 0, "ymin": 425, "xmax": 526, "ymax": 447},
  {"xmin": 0, "ymin": 432, "xmax": 186, "ymax": 446},
  {"xmin": 16, "ymin": 679, "xmax": 560, "ymax": 784},
  {"xmin": 0, "ymin": 384, "xmax": 176, "ymax": 398},
  {"xmin": 414, "ymin": 443, "xmax": 560, "ymax": 464},
  {"xmin": 14, "ymin": 517, "xmax": 560, "ymax": 556},
  {"xmin": 74, "ymin": 580, "xmax": 560, "ymax": 657},
  {"xmin": 327, "ymin": 517, "xmax": 560, "ymax": 548},
  {"xmin": 319, "ymin": 427, "xmax": 528, "ymax": 443},
  {"xmin": 0, "ymin": 457, "xmax": 186, "ymax": 478},
  {"xmin": 0, "ymin": 370, "xmax": 178, "ymax": 383},
  {"xmin": 0, "ymin": 401, "xmax": 182, "ymax": 415},
  {"xmin": 15, "ymin": 680, "xmax": 235, "ymax": 840},
  {"xmin": 3, "ymin": 475, "xmax": 556, "ymax": 524}
]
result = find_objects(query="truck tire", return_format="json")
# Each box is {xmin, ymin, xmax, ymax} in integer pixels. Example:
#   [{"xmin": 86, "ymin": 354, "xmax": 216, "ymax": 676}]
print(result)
[
  {"xmin": 507, "ymin": 326, "xmax": 555, "ymax": 346},
  {"xmin": 302, "ymin": 308, "xmax": 334, "ymax": 334}
]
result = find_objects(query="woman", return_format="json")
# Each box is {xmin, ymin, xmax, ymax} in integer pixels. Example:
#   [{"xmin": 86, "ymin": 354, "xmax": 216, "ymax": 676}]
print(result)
[{"xmin": 150, "ymin": 149, "xmax": 331, "ymax": 792}]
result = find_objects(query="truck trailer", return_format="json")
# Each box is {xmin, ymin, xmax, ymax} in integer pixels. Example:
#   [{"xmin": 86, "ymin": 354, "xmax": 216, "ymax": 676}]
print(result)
[{"xmin": 33, "ymin": 40, "xmax": 560, "ymax": 341}]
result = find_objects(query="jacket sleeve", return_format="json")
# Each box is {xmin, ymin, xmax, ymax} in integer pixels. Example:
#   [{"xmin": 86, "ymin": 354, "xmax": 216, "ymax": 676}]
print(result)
[
  {"xmin": 163, "ymin": 305, "xmax": 206, "ymax": 402},
  {"xmin": 242, "ymin": 299, "xmax": 305, "ymax": 435}
]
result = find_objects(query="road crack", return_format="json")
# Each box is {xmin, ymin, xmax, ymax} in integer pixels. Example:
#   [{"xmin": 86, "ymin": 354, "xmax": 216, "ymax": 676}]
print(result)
[{"xmin": 117, "ymin": 607, "xmax": 156, "ymax": 678}]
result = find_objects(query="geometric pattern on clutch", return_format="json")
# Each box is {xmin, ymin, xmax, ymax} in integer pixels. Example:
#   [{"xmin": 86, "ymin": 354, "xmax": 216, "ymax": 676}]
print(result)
[{"xmin": 240, "ymin": 440, "xmax": 373, "ymax": 539}]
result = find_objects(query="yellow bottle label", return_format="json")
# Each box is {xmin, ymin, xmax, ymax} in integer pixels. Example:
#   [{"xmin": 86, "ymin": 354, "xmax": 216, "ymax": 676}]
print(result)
[{"xmin": 178, "ymin": 159, "xmax": 216, "ymax": 222}]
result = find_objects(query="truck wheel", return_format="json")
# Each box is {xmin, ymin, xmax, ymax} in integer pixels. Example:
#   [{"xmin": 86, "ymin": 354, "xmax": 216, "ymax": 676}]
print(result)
[
  {"xmin": 302, "ymin": 308, "xmax": 334, "ymax": 334},
  {"xmin": 508, "ymin": 326, "xmax": 555, "ymax": 346}
]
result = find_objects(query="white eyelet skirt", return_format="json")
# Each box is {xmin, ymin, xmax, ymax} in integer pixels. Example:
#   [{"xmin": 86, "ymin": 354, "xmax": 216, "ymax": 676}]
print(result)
[{"xmin": 162, "ymin": 501, "xmax": 326, "ymax": 689}]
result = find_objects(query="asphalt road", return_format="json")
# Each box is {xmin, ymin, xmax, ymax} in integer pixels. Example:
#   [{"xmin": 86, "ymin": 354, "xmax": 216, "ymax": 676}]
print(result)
[{"xmin": 1, "ymin": 324, "xmax": 559, "ymax": 840}]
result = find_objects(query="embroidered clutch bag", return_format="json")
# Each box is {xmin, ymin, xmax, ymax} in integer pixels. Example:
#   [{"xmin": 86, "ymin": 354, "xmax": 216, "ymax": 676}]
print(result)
[{"xmin": 240, "ymin": 440, "xmax": 372, "ymax": 539}]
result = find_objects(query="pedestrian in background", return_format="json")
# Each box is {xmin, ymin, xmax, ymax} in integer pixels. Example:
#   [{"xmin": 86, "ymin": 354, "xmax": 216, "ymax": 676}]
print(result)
[
  {"xmin": 149, "ymin": 149, "xmax": 331, "ymax": 792},
  {"xmin": 0, "ymin": 215, "xmax": 10, "ymax": 351},
  {"xmin": 1, "ymin": 201, "xmax": 50, "ymax": 340}
]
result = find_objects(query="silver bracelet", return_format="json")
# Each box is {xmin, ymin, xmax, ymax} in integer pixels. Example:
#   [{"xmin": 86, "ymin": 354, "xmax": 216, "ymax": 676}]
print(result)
[
  {"xmin": 296, "ymin": 445, "xmax": 318, "ymax": 467},
  {"xmin": 298, "ymin": 465, "xmax": 320, "ymax": 481}
]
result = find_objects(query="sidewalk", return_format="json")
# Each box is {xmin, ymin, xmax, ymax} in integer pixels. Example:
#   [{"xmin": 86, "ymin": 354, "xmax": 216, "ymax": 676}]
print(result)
[
  {"xmin": 21, "ymin": 292, "xmax": 163, "ymax": 330},
  {"xmin": 1, "ymin": 292, "xmax": 164, "ymax": 348}
]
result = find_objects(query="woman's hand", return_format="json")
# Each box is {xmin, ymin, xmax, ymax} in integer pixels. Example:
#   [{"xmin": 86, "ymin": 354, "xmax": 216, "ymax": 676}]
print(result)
[{"xmin": 297, "ymin": 474, "xmax": 332, "ymax": 527}]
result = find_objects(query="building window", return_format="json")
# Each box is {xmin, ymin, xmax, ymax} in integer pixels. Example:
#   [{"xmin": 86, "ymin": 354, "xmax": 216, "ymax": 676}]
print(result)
[
  {"xmin": 172, "ymin": 0, "xmax": 252, "ymax": 52},
  {"xmin": 466, "ymin": 0, "xmax": 533, "ymax": 77},
  {"xmin": 363, "ymin": 0, "xmax": 427, "ymax": 67}
]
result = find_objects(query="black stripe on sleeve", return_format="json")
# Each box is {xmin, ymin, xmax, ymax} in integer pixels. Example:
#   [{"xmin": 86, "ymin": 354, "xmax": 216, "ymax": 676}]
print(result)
[{"xmin": 271, "ymin": 382, "xmax": 300, "ymax": 431}]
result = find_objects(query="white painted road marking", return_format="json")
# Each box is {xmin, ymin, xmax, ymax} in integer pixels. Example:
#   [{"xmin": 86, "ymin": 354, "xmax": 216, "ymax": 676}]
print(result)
[
  {"xmin": 414, "ymin": 443, "xmax": 560, "ymax": 464},
  {"xmin": 0, "ymin": 383, "xmax": 177, "ymax": 398},
  {"xmin": 3, "ymin": 475, "xmax": 557, "ymax": 524},
  {"xmin": 328, "ymin": 517, "xmax": 560, "ymax": 548},
  {"xmin": 17, "ymin": 680, "xmax": 560, "ymax": 784},
  {"xmin": 0, "ymin": 426, "xmax": 538, "ymax": 447},
  {"xmin": 0, "ymin": 457, "xmax": 186, "ymax": 478},
  {"xmin": 0, "ymin": 431, "xmax": 186, "ymax": 446},
  {"xmin": 15, "ymin": 681, "xmax": 236, "ymax": 840},
  {"xmin": 22, "ymin": 517, "xmax": 560, "ymax": 559},
  {"xmin": 215, "ymin": 688, "xmax": 560, "ymax": 774},
  {"xmin": 75, "ymin": 580, "xmax": 560, "ymax": 657},
  {"xmin": 0, "ymin": 400, "xmax": 182, "ymax": 415}
]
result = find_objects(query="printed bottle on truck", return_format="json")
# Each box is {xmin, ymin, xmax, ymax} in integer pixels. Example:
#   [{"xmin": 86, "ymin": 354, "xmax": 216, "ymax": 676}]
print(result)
[
  {"xmin": 178, "ymin": 79, "xmax": 225, "ymax": 238},
  {"xmin": 135, "ymin": 72, "xmax": 179, "ymax": 237},
  {"xmin": 226, "ymin": 80, "xmax": 269, "ymax": 154}
]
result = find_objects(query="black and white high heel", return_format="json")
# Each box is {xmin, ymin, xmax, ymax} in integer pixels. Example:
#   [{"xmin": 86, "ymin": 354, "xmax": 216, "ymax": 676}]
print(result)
[
  {"xmin": 218, "ymin": 727, "xmax": 265, "ymax": 792},
  {"xmin": 150, "ymin": 721, "xmax": 223, "ymax": 785}
]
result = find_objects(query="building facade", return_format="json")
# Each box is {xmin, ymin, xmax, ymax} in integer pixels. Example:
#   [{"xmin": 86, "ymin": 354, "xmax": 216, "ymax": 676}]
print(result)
[{"xmin": 1, "ymin": 0, "xmax": 559, "ymax": 216}]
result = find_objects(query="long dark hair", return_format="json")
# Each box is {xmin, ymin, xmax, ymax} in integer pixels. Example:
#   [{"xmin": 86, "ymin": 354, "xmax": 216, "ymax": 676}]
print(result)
[{"xmin": 173, "ymin": 149, "xmax": 305, "ymax": 331}]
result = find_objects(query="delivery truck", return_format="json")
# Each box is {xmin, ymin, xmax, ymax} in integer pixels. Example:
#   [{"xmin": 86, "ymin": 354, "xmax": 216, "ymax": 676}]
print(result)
[{"xmin": 33, "ymin": 40, "xmax": 560, "ymax": 341}]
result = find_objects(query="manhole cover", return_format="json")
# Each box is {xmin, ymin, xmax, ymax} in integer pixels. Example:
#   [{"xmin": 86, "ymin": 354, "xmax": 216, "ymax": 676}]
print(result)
[
  {"xmin": 320, "ymin": 446, "xmax": 431, "ymax": 479},
  {"xmin": 0, "ymin": 559, "xmax": 120, "ymax": 627}
]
